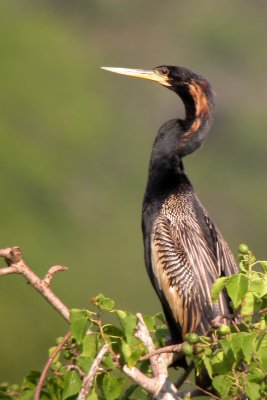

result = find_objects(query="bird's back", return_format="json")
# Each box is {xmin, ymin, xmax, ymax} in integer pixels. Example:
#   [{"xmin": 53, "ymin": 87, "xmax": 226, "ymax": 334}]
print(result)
[{"xmin": 142, "ymin": 174, "xmax": 237, "ymax": 341}]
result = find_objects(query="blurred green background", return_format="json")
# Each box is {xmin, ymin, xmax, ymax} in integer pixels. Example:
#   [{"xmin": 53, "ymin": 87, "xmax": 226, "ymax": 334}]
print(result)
[{"xmin": 1, "ymin": 0, "xmax": 267, "ymax": 383}]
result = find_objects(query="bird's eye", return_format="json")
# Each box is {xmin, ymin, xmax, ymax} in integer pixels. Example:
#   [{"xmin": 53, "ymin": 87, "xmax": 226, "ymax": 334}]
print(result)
[{"xmin": 161, "ymin": 67, "xmax": 169, "ymax": 75}]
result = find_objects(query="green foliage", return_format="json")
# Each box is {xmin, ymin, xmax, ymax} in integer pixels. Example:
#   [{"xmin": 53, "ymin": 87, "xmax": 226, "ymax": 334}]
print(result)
[
  {"xmin": 185, "ymin": 246, "xmax": 267, "ymax": 399},
  {"xmin": 1, "ymin": 248, "xmax": 267, "ymax": 399},
  {"xmin": 0, "ymin": 294, "xmax": 165, "ymax": 399}
]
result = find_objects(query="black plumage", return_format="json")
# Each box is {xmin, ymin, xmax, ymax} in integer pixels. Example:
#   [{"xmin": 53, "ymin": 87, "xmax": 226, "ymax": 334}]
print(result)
[{"xmin": 102, "ymin": 64, "xmax": 238, "ymax": 345}]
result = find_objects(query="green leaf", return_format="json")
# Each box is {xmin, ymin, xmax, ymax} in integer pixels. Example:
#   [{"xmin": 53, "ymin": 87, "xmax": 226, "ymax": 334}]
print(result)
[
  {"xmin": 100, "ymin": 298, "xmax": 115, "ymax": 311},
  {"xmin": 87, "ymin": 386, "xmax": 98, "ymax": 400},
  {"xmin": 239, "ymin": 259, "xmax": 249, "ymax": 272},
  {"xmin": 0, "ymin": 390, "xmax": 12, "ymax": 399},
  {"xmin": 77, "ymin": 356, "xmax": 94, "ymax": 374},
  {"xmin": 143, "ymin": 315, "xmax": 155, "ymax": 331},
  {"xmin": 202, "ymin": 356, "xmax": 212, "ymax": 379},
  {"xmin": 127, "ymin": 336, "xmax": 144, "ymax": 353},
  {"xmin": 62, "ymin": 370, "xmax": 81, "ymax": 400},
  {"xmin": 245, "ymin": 381, "xmax": 261, "ymax": 400},
  {"xmin": 81, "ymin": 334, "xmax": 98, "ymax": 358},
  {"xmin": 21, "ymin": 371, "xmax": 41, "ymax": 391},
  {"xmin": 155, "ymin": 312, "xmax": 166, "ymax": 324},
  {"xmin": 127, "ymin": 349, "xmax": 143, "ymax": 368},
  {"xmin": 210, "ymin": 349, "xmax": 232, "ymax": 374},
  {"xmin": 102, "ymin": 353, "xmax": 115, "ymax": 370},
  {"xmin": 220, "ymin": 339, "xmax": 235, "ymax": 364},
  {"xmin": 120, "ymin": 384, "xmax": 139, "ymax": 400},
  {"xmin": 260, "ymin": 275, "xmax": 267, "ymax": 298},
  {"xmin": 212, "ymin": 375, "xmax": 232, "ymax": 397},
  {"xmin": 9, "ymin": 384, "xmax": 21, "ymax": 393},
  {"xmin": 45, "ymin": 382, "xmax": 59, "ymax": 398},
  {"xmin": 92, "ymin": 294, "xmax": 115, "ymax": 311},
  {"xmin": 241, "ymin": 334, "xmax": 255, "ymax": 363},
  {"xmin": 247, "ymin": 366, "xmax": 265, "ymax": 381},
  {"xmin": 115, "ymin": 310, "xmax": 137, "ymax": 342},
  {"xmin": 259, "ymin": 261, "xmax": 267, "ymax": 272},
  {"xmin": 226, "ymin": 274, "xmax": 248, "ymax": 308},
  {"xmin": 103, "ymin": 324, "xmax": 123, "ymax": 338},
  {"xmin": 231, "ymin": 332, "xmax": 255, "ymax": 364},
  {"xmin": 122, "ymin": 386, "xmax": 149, "ymax": 400},
  {"xmin": 120, "ymin": 339, "xmax": 132, "ymax": 362},
  {"xmin": 211, "ymin": 277, "xmax": 229, "ymax": 302},
  {"xmin": 17, "ymin": 390, "xmax": 36, "ymax": 400},
  {"xmin": 70, "ymin": 309, "xmax": 93, "ymax": 344},
  {"xmin": 240, "ymin": 292, "xmax": 256, "ymax": 316},
  {"xmin": 231, "ymin": 333, "xmax": 245, "ymax": 362},
  {"xmin": 48, "ymin": 346, "xmax": 61, "ymax": 364},
  {"xmin": 155, "ymin": 327, "xmax": 168, "ymax": 347},
  {"xmin": 259, "ymin": 345, "xmax": 267, "ymax": 371},
  {"xmin": 250, "ymin": 276, "xmax": 264, "ymax": 296},
  {"xmin": 193, "ymin": 354, "xmax": 205, "ymax": 375},
  {"xmin": 101, "ymin": 374, "xmax": 124, "ymax": 400}
]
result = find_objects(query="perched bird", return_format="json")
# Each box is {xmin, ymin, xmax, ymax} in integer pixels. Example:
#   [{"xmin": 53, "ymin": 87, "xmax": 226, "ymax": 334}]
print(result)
[{"xmin": 102, "ymin": 65, "xmax": 237, "ymax": 345}]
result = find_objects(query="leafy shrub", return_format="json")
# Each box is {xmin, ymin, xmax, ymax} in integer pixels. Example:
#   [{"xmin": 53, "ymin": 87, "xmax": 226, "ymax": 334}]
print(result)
[{"xmin": 0, "ymin": 246, "xmax": 267, "ymax": 399}]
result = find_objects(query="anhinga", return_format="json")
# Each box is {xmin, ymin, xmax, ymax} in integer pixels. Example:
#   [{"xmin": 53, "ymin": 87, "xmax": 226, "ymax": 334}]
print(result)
[{"xmin": 102, "ymin": 65, "xmax": 237, "ymax": 348}]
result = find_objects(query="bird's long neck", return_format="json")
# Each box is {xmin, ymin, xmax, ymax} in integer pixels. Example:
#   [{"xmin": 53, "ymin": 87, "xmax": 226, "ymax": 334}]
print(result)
[
  {"xmin": 145, "ymin": 79, "xmax": 215, "ymax": 199},
  {"xmin": 177, "ymin": 79, "xmax": 215, "ymax": 156}
]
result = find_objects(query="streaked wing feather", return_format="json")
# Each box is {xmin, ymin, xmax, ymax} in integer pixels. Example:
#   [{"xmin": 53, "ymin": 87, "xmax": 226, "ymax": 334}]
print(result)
[
  {"xmin": 178, "ymin": 216, "xmax": 231, "ymax": 326},
  {"xmin": 202, "ymin": 207, "xmax": 238, "ymax": 276},
  {"xmin": 215, "ymin": 231, "xmax": 238, "ymax": 276},
  {"xmin": 151, "ymin": 215, "xmax": 212, "ymax": 337}
]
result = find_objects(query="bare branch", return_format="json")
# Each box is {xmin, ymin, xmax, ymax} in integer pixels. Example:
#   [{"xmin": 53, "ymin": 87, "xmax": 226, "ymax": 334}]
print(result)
[
  {"xmin": 136, "ymin": 312, "xmax": 158, "ymax": 376},
  {"xmin": 123, "ymin": 365, "xmax": 183, "ymax": 400},
  {"xmin": 34, "ymin": 331, "xmax": 71, "ymax": 400},
  {"xmin": 0, "ymin": 266, "xmax": 18, "ymax": 276},
  {"xmin": 123, "ymin": 364, "xmax": 160, "ymax": 394},
  {"xmin": 140, "ymin": 343, "xmax": 183, "ymax": 361},
  {"xmin": 136, "ymin": 313, "xmax": 181, "ymax": 368},
  {"xmin": 0, "ymin": 246, "xmax": 70, "ymax": 322},
  {"xmin": 136, "ymin": 312, "xmax": 155, "ymax": 353},
  {"xmin": 122, "ymin": 313, "xmax": 183, "ymax": 400},
  {"xmin": 77, "ymin": 343, "xmax": 109, "ymax": 400},
  {"xmin": 43, "ymin": 265, "xmax": 68, "ymax": 287},
  {"xmin": 0, "ymin": 246, "xmax": 22, "ymax": 263}
]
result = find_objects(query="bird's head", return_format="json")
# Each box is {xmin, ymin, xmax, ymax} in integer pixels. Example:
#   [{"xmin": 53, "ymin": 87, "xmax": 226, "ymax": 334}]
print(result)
[
  {"xmin": 101, "ymin": 65, "xmax": 212, "ymax": 97},
  {"xmin": 102, "ymin": 65, "xmax": 215, "ymax": 157}
]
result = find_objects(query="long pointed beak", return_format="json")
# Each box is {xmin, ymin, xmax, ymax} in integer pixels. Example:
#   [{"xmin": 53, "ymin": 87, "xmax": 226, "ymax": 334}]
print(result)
[{"xmin": 101, "ymin": 67, "xmax": 171, "ymax": 87}]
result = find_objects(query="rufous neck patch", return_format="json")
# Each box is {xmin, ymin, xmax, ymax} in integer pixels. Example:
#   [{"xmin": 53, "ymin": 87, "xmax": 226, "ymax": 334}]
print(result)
[{"xmin": 187, "ymin": 81, "xmax": 210, "ymax": 134}]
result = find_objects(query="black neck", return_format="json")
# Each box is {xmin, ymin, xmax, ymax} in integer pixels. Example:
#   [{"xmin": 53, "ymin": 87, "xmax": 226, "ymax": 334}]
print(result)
[{"xmin": 145, "ymin": 78, "xmax": 215, "ymax": 198}]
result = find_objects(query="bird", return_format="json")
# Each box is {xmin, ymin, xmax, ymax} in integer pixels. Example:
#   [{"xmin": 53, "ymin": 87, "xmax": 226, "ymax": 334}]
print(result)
[{"xmin": 102, "ymin": 65, "xmax": 238, "ymax": 356}]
